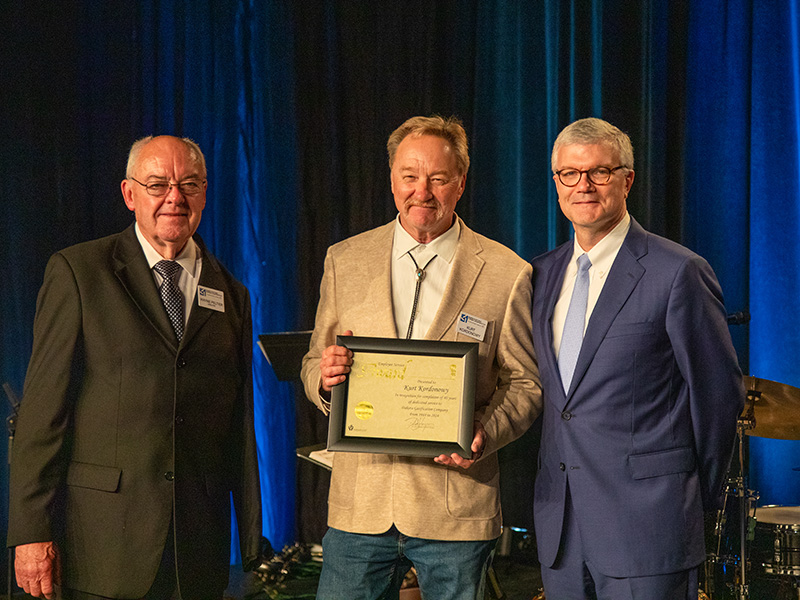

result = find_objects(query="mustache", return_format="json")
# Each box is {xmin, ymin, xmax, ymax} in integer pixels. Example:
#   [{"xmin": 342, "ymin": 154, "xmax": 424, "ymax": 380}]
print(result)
[{"xmin": 404, "ymin": 199, "xmax": 441, "ymax": 210}]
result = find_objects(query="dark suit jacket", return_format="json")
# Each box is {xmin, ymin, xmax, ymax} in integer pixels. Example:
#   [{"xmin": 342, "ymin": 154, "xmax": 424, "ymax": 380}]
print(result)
[
  {"xmin": 531, "ymin": 217, "xmax": 744, "ymax": 577},
  {"xmin": 8, "ymin": 225, "xmax": 262, "ymax": 598}
]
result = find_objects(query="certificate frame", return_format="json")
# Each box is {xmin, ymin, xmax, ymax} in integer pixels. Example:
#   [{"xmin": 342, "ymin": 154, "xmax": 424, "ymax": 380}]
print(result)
[{"xmin": 328, "ymin": 336, "xmax": 479, "ymax": 458}]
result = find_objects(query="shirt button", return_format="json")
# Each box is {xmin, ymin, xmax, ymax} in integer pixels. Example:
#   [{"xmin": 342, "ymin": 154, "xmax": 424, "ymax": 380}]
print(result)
[
  {"xmin": 561, "ymin": 411, "xmax": 572, "ymax": 421},
  {"xmin": 164, "ymin": 471, "xmax": 175, "ymax": 481},
  {"xmin": 559, "ymin": 463, "xmax": 566, "ymax": 471}
]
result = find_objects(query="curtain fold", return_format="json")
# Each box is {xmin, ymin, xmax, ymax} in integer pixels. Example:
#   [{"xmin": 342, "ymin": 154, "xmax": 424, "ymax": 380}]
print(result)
[{"xmin": 747, "ymin": 0, "xmax": 800, "ymax": 505}]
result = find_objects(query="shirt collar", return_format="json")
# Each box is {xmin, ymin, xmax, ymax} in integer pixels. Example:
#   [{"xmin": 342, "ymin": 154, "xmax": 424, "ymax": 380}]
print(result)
[
  {"xmin": 392, "ymin": 214, "xmax": 460, "ymax": 264},
  {"xmin": 570, "ymin": 212, "xmax": 631, "ymax": 275},
  {"xmin": 134, "ymin": 222, "xmax": 199, "ymax": 276}
]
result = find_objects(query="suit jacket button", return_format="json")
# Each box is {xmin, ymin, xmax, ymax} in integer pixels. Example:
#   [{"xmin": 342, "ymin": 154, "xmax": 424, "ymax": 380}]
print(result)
[
  {"xmin": 176, "ymin": 357, "xmax": 187, "ymax": 368},
  {"xmin": 559, "ymin": 463, "xmax": 566, "ymax": 471},
  {"xmin": 561, "ymin": 411, "xmax": 572, "ymax": 421},
  {"xmin": 175, "ymin": 416, "xmax": 184, "ymax": 424},
  {"xmin": 164, "ymin": 471, "xmax": 175, "ymax": 481}
]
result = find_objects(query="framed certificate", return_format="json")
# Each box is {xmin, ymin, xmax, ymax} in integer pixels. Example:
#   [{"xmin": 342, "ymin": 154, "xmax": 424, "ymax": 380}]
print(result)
[{"xmin": 328, "ymin": 336, "xmax": 479, "ymax": 458}]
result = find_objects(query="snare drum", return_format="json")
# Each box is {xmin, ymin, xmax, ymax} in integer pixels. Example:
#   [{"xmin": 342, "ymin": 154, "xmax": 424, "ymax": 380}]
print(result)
[{"xmin": 753, "ymin": 505, "xmax": 800, "ymax": 576}]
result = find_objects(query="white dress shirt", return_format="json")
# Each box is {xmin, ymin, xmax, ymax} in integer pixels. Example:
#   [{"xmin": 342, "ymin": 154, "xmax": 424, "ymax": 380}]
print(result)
[
  {"xmin": 551, "ymin": 212, "xmax": 631, "ymax": 358},
  {"xmin": 135, "ymin": 222, "xmax": 202, "ymax": 326},
  {"xmin": 391, "ymin": 215, "xmax": 460, "ymax": 339}
]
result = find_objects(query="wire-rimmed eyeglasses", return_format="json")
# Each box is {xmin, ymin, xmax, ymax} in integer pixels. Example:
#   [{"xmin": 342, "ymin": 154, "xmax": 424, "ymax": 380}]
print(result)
[{"xmin": 130, "ymin": 177, "xmax": 206, "ymax": 197}]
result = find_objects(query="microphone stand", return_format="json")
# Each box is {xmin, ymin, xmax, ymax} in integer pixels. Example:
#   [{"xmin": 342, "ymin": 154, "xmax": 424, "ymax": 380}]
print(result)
[{"xmin": 4, "ymin": 383, "xmax": 20, "ymax": 600}]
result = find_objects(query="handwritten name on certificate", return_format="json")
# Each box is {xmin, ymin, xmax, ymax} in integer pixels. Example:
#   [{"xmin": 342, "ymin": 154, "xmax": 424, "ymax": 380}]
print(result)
[{"xmin": 344, "ymin": 352, "xmax": 464, "ymax": 442}]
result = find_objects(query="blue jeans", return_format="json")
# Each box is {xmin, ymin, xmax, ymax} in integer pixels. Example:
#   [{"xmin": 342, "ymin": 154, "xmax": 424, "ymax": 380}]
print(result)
[{"xmin": 317, "ymin": 526, "xmax": 497, "ymax": 600}]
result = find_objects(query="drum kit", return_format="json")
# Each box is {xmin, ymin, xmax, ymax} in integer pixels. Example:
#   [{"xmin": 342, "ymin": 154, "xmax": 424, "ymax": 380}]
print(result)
[{"xmin": 703, "ymin": 376, "xmax": 800, "ymax": 600}]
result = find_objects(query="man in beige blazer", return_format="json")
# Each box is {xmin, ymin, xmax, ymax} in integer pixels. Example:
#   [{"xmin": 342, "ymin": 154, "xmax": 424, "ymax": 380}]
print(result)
[{"xmin": 301, "ymin": 115, "xmax": 542, "ymax": 600}]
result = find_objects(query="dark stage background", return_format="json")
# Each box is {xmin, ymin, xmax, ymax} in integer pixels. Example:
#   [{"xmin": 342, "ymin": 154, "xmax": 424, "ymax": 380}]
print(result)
[{"xmin": 2, "ymin": 0, "xmax": 799, "ymax": 588}]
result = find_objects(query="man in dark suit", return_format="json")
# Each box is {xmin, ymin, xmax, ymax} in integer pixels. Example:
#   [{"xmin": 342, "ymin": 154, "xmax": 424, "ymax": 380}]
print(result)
[
  {"xmin": 530, "ymin": 118, "xmax": 744, "ymax": 599},
  {"xmin": 8, "ymin": 136, "xmax": 263, "ymax": 599}
]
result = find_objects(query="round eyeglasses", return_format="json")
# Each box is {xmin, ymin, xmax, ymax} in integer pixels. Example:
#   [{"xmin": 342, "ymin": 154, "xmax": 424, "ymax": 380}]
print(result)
[
  {"xmin": 130, "ymin": 177, "xmax": 206, "ymax": 197},
  {"xmin": 554, "ymin": 166, "xmax": 627, "ymax": 187}
]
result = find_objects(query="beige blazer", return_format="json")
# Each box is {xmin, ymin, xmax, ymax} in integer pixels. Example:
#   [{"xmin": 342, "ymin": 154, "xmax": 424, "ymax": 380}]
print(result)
[{"xmin": 301, "ymin": 218, "xmax": 542, "ymax": 541}]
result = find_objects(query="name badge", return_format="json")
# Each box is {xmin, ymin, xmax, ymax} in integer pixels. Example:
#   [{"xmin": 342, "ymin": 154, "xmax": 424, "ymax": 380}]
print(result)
[
  {"xmin": 457, "ymin": 312, "xmax": 488, "ymax": 342},
  {"xmin": 198, "ymin": 286, "xmax": 225, "ymax": 312}
]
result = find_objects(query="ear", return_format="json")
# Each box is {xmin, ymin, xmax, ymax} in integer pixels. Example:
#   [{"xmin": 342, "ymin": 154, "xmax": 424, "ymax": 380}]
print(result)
[
  {"xmin": 624, "ymin": 169, "xmax": 635, "ymax": 194},
  {"xmin": 456, "ymin": 173, "xmax": 467, "ymax": 199},
  {"xmin": 121, "ymin": 179, "xmax": 136, "ymax": 212}
]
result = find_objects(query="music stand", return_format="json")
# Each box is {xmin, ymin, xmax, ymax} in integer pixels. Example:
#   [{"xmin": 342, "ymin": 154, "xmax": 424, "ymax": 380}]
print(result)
[
  {"xmin": 257, "ymin": 331, "xmax": 312, "ymax": 382},
  {"xmin": 258, "ymin": 331, "xmax": 331, "ymax": 469}
]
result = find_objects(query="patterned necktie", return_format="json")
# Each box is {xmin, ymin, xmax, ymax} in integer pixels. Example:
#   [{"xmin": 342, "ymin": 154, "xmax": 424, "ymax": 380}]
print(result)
[
  {"xmin": 154, "ymin": 260, "xmax": 185, "ymax": 341},
  {"xmin": 558, "ymin": 253, "xmax": 591, "ymax": 393}
]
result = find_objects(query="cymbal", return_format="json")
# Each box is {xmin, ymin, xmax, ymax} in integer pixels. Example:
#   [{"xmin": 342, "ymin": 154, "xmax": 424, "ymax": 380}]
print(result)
[{"xmin": 742, "ymin": 376, "xmax": 800, "ymax": 440}]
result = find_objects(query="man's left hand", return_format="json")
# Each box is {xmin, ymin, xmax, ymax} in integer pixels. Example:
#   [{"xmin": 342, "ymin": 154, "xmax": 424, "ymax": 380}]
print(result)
[{"xmin": 433, "ymin": 421, "xmax": 486, "ymax": 469}]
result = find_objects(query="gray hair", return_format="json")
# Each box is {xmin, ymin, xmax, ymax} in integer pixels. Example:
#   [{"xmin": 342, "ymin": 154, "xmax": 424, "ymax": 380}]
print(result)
[
  {"xmin": 387, "ymin": 115, "xmax": 470, "ymax": 176},
  {"xmin": 551, "ymin": 118, "xmax": 634, "ymax": 171},
  {"xmin": 125, "ymin": 135, "xmax": 207, "ymax": 179}
]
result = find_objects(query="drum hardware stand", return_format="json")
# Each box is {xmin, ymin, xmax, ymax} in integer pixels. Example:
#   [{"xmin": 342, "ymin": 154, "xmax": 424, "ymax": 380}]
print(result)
[
  {"xmin": 707, "ymin": 389, "xmax": 760, "ymax": 600},
  {"xmin": 731, "ymin": 389, "xmax": 760, "ymax": 599}
]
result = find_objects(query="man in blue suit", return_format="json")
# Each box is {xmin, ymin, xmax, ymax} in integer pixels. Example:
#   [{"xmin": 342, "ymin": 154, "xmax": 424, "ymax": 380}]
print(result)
[{"xmin": 531, "ymin": 117, "xmax": 744, "ymax": 599}]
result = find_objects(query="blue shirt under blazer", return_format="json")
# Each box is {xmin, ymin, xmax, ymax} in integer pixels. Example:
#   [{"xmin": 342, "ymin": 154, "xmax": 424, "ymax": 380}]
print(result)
[{"xmin": 531, "ymin": 217, "xmax": 744, "ymax": 578}]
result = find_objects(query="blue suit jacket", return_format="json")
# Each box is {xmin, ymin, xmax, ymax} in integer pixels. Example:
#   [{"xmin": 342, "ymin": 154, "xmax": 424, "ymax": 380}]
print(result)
[{"xmin": 531, "ymin": 217, "xmax": 744, "ymax": 577}]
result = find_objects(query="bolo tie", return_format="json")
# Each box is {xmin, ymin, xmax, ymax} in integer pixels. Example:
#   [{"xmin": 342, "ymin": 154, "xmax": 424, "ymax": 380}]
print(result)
[{"xmin": 405, "ymin": 251, "xmax": 437, "ymax": 339}]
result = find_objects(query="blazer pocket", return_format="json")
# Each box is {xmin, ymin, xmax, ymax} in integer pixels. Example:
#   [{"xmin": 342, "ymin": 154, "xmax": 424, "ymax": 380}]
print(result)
[
  {"xmin": 628, "ymin": 446, "xmax": 695, "ymax": 480},
  {"xmin": 605, "ymin": 321, "xmax": 654, "ymax": 339},
  {"xmin": 445, "ymin": 461, "xmax": 500, "ymax": 520},
  {"xmin": 66, "ymin": 461, "xmax": 122, "ymax": 492}
]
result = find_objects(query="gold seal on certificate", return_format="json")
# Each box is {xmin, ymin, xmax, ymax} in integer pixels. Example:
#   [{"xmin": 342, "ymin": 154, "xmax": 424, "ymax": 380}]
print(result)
[{"xmin": 328, "ymin": 336, "xmax": 478, "ymax": 458}]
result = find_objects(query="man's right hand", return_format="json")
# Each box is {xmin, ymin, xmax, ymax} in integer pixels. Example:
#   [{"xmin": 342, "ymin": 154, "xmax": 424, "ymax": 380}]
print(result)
[
  {"xmin": 15, "ymin": 541, "xmax": 60, "ymax": 599},
  {"xmin": 319, "ymin": 330, "xmax": 354, "ymax": 392}
]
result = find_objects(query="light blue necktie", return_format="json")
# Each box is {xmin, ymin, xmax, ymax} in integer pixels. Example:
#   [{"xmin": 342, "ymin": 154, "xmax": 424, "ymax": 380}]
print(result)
[{"xmin": 558, "ymin": 254, "xmax": 591, "ymax": 393}]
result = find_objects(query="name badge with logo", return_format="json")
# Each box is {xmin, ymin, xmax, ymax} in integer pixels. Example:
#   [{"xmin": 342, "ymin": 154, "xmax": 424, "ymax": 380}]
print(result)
[
  {"xmin": 457, "ymin": 312, "xmax": 488, "ymax": 342},
  {"xmin": 198, "ymin": 286, "xmax": 225, "ymax": 312}
]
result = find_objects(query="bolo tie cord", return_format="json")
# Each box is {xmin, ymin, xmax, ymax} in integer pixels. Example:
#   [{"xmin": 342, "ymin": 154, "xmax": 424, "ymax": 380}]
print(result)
[{"xmin": 406, "ymin": 253, "xmax": 437, "ymax": 339}]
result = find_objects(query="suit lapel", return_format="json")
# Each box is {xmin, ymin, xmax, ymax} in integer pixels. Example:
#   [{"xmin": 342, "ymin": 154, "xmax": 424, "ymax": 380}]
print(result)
[
  {"xmin": 181, "ymin": 236, "xmax": 223, "ymax": 347},
  {"xmin": 425, "ymin": 220, "xmax": 484, "ymax": 341},
  {"xmin": 566, "ymin": 219, "xmax": 648, "ymax": 400},
  {"xmin": 113, "ymin": 225, "xmax": 179, "ymax": 350},
  {"xmin": 540, "ymin": 244, "xmax": 572, "ymax": 408},
  {"xmin": 365, "ymin": 223, "xmax": 399, "ymax": 338}
]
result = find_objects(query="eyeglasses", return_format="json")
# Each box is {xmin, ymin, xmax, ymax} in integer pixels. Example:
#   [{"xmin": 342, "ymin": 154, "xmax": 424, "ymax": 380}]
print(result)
[
  {"xmin": 130, "ymin": 177, "xmax": 206, "ymax": 197},
  {"xmin": 554, "ymin": 166, "xmax": 627, "ymax": 187}
]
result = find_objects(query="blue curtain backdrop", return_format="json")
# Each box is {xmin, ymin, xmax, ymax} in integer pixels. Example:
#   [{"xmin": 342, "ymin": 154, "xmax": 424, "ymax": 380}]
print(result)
[
  {"xmin": 686, "ymin": 0, "xmax": 800, "ymax": 506},
  {"xmin": 747, "ymin": 0, "xmax": 800, "ymax": 504},
  {"xmin": 2, "ymin": 0, "xmax": 799, "ymax": 587}
]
